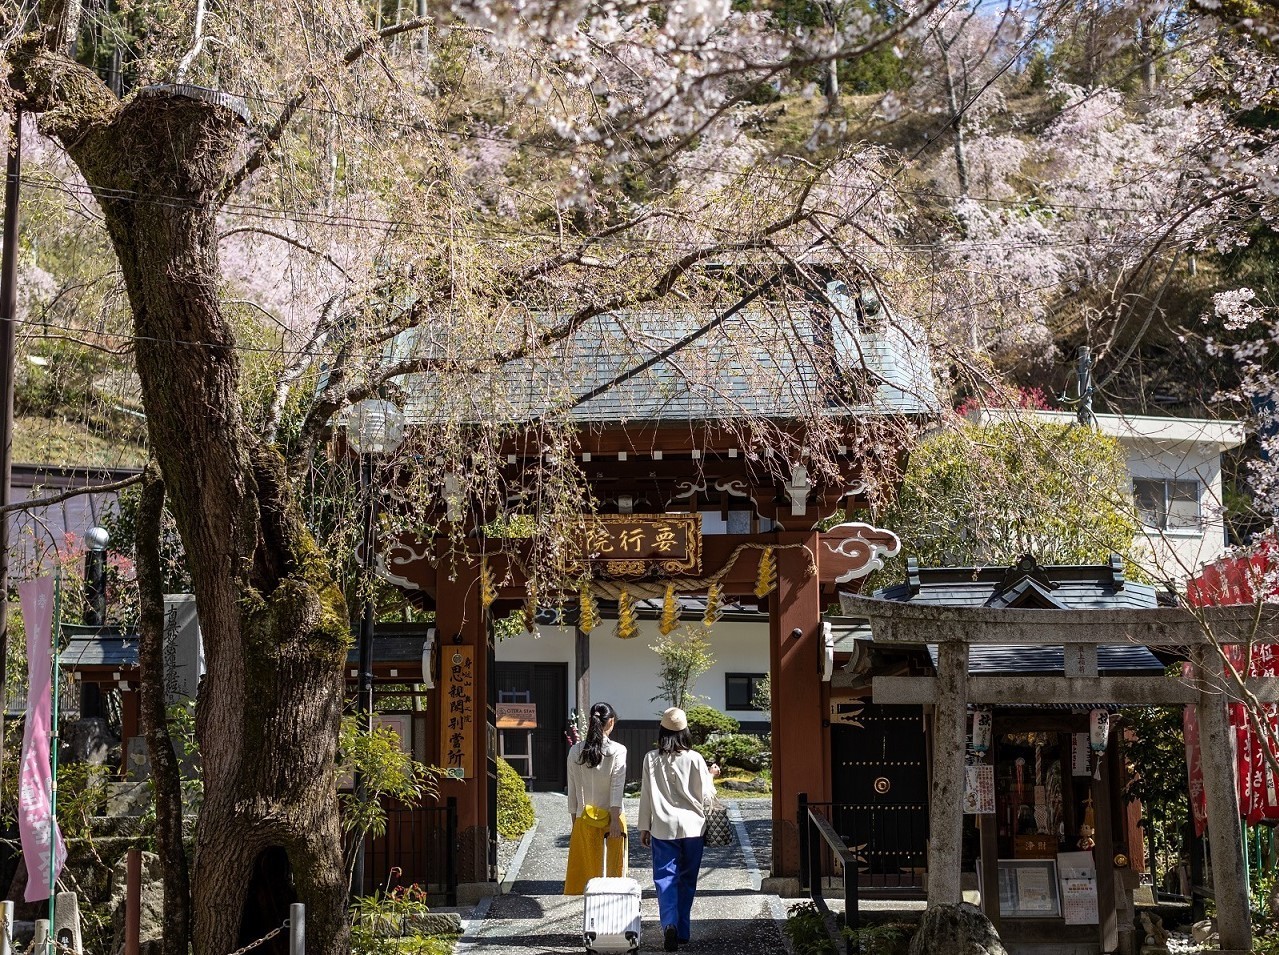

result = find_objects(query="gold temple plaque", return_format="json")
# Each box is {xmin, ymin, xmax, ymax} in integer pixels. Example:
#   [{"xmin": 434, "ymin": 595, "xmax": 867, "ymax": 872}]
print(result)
[{"xmin": 586, "ymin": 514, "xmax": 702, "ymax": 577}]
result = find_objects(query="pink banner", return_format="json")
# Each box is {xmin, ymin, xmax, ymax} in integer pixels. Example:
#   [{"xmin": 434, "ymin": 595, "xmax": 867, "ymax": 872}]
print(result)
[{"xmin": 18, "ymin": 577, "xmax": 65, "ymax": 902}]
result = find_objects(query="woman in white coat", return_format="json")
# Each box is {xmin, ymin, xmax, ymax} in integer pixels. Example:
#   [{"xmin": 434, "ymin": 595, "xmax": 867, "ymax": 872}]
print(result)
[
  {"xmin": 637, "ymin": 707, "xmax": 717, "ymax": 952},
  {"xmin": 564, "ymin": 701, "xmax": 628, "ymax": 894}
]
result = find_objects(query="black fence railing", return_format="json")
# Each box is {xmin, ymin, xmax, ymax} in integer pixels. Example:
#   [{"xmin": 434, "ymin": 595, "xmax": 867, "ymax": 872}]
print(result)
[
  {"xmin": 798, "ymin": 793, "xmax": 860, "ymax": 954},
  {"xmin": 356, "ymin": 798, "xmax": 458, "ymax": 905}
]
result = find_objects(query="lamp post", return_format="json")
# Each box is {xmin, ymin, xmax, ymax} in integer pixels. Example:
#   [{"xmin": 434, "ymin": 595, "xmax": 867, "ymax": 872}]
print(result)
[
  {"xmin": 81, "ymin": 527, "xmax": 110, "ymax": 720},
  {"xmin": 342, "ymin": 398, "xmax": 405, "ymax": 897}
]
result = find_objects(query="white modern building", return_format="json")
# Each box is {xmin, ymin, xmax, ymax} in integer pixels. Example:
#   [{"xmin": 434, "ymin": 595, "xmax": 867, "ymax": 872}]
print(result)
[{"xmin": 1021, "ymin": 411, "xmax": 1246, "ymax": 585}]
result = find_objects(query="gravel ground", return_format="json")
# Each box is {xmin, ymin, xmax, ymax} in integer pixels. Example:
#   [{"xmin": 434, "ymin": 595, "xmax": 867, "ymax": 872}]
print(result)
[{"xmin": 459, "ymin": 790, "xmax": 786, "ymax": 954}]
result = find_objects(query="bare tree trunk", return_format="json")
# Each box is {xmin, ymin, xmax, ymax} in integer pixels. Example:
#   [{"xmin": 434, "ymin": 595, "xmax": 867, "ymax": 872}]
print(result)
[
  {"xmin": 1137, "ymin": 16, "xmax": 1156, "ymax": 96},
  {"xmin": 10, "ymin": 56, "xmax": 354, "ymax": 955},
  {"xmin": 136, "ymin": 463, "xmax": 193, "ymax": 955},
  {"xmin": 936, "ymin": 37, "xmax": 970, "ymax": 197}
]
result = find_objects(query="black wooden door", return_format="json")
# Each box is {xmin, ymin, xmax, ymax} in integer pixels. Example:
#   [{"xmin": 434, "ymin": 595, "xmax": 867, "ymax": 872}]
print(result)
[
  {"xmin": 494, "ymin": 662, "xmax": 568, "ymax": 791},
  {"xmin": 831, "ymin": 703, "xmax": 929, "ymax": 889}
]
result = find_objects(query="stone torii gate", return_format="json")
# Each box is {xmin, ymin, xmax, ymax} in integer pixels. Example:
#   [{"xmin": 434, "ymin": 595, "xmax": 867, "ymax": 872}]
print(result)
[{"xmin": 840, "ymin": 595, "xmax": 1279, "ymax": 954}]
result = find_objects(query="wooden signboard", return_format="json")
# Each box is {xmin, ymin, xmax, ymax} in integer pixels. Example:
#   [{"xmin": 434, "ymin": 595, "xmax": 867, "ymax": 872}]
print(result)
[
  {"xmin": 587, "ymin": 514, "xmax": 702, "ymax": 577},
  {"xmin": 496, "ymin": 703, "xmax": 538, "ymax": 729},
  {"xmin": 441, "ymin": 647, "xmax": 476, "ymax": 779}
]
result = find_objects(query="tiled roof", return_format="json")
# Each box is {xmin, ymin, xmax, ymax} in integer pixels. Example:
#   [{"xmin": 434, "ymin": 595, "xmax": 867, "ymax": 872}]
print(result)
[
  {"xmin": 384, "ymin": 289, "xmax": 938, "ymax": 425},
  {"xmin": 830, "ymin": 555, "xmax": 1167, "ymax": 676},
  {"xmin": 8, "ymin": 464, "xmax": 137, "ymax": 576}
]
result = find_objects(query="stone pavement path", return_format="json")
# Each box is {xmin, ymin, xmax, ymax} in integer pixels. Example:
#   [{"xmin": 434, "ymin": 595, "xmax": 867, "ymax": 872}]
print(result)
[{"xmin": 458, "ymin": 791, "xmax": 788, "ymax": 954}]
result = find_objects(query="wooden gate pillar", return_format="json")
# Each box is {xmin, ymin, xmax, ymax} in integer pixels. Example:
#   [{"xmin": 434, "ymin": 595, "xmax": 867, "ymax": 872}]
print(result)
[
  {"xmin": 1196, "ymin": 653, "xmax": 1252, "ymax": 951},
  {"xmin": 928, "ymin": 640, "xmax": 968, "ymax": 904},
  {"xmin": 433, "ymin": 552, "xmax": 493, "ymax": 888},
  {"xmin": 769, "ymin": 531, "xmax": 826, "ymax": 878}
]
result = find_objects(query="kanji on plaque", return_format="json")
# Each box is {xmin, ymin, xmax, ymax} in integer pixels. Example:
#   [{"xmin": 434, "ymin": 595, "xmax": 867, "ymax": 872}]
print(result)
[
  {"xmin": 440, "ymin": 647, "xmax": 476, "ymax": 779},
  {"xmin": 585, "ymin": 515, "xmax": 702, "ymax": 577}
]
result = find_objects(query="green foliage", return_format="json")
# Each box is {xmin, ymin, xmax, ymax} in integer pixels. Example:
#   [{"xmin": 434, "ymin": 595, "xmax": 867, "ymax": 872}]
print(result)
[
  {"xmin": 751, "ymin": 674, "xmax": 772, "ymax": 712},
  {"xmin": 496, "ymin": 756, "xmax": 536, "ymax": 839},
  {"xmin": 879, "ymin": 417, "xmax": 1139, "ymax": 575},
  {"xmin": 1251, "ymin": 870, "xmax": 1279, "ymax": 953},
  {"xmin": 57, "ymin": 761, "xmax": 111, "ymax": 839},
  {"xmin": 698, "ymin": 732, "xmax": 770, "ymax": 772},
  {"xmin": 1122, "ymin": 702, "xmax": 1187, "ymax": 881},
  {"xmin": 350, "ymin": 884, "xmax": 457, "ymax": 955},
  {"xmin": 785, "ymin": 902, "xmax": 912, "ymax": 955},
  {"xmin": 685, "ymin": 705, "xmax": 739, "ymax": 745},
  {"xmin": 845, "ymin": 924, "xmax": 911, "ymax": 955},
  {"xmin": 650, "ymin": 626, "xmax": 715, "ymax": 710},
  {"xmin": 339, "ymin": 716, "xmax": 437, "ymax": 843},
  {"xmin": 784, "ymin": 901, "xmax": 839, "ymax": 955}
]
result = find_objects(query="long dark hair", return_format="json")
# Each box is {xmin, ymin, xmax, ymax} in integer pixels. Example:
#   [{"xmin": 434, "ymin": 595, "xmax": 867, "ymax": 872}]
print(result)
[
  {"xmin": 578, "ymin": 701, "xmax": 618, "ymax": 768},
  {"xmin": 657, "ymin": 726, "xmax": 693, "ymax": 754}
]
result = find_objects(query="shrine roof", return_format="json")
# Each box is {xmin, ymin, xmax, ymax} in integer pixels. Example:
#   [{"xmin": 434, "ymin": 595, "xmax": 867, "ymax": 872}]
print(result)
[
  {"xmin": 384, "ymin": 294, "xmax": 938, "ymax": 425},
  {"xmin": 870, "ymin": 555, "xmax": 1161, "ymax": 610},
  {"xmin": 829, "ymin": 555, "xmax": 1167, "ymax": 671}
]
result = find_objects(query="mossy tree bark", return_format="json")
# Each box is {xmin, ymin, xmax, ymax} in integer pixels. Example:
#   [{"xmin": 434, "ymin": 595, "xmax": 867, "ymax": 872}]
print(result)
[{"xmin": 10, "ymin": 50, "xmax": 353, "ymax": 955}]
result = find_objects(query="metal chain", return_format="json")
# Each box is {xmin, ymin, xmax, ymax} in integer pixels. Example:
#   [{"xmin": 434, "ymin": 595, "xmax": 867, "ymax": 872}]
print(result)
[{"xmin": 223, "ymin": 920, "xmax": 290, "ymax": 955}]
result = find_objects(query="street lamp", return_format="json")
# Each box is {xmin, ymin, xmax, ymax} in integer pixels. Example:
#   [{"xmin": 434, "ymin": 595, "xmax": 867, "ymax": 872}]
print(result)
[
  {"xmin": 341, "ymin": 398, "xmax": 406, "ymax": 897},
  {"xmin": 84, "ymin": 526, "xmax": 110, "ymax": 627}
]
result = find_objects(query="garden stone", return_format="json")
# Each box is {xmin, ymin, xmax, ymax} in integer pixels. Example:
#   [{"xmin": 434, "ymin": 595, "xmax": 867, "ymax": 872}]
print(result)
[
  {"xmin": 405, "ymin": 912, "xmax": 462, "ymax": 935},
  {"xmin": 108, "ymin": 851, "xmax": 164, "ymax": 955},
  {"xmin": 1189, "ymin": 919, "xmax": 1217, "ymax": 945},
  {"xmin": 907, "ymin": 902, "xmax": 1007, "ymax": 955}
]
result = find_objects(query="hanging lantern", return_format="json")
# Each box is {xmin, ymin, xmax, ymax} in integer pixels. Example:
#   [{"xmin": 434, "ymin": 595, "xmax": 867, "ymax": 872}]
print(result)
[
  {"xmin": 578, "ymin": 582, "xmax": 599, "ymax": 635},
  {"xmin": 479, "ymin": 559, "xmax": 497, "ymax": 610},
  {"xmin": 754, "ymin": 547, "xmax": 777, "ymax": 599},
  {"xmin": 659, "ymin": 585, "xmax": 679, "ymax": 636},
  {"xmin": 703, "ymin": 583, "xmax": 723, "ymax": 627},
  {"xmin": 971, "ymin": 707, "xmax": 993, "ymax": 758},
  {"xmin": 616, "ymin": 589, "xmax": 638, "ymax": 639},
  {"xmin": 1089, "ymin": 709, "xmax": 1111, "ymax": 754}
]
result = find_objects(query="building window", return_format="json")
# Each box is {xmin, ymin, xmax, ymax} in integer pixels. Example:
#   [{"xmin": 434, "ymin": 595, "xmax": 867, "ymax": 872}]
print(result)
[
  {"xmin": 725, "ymin": 672, "xmax": 768, "ymax": 711},
  {"xmin": 1134, "ymin": 477, "xmax": 1201, "ymax": 530}
]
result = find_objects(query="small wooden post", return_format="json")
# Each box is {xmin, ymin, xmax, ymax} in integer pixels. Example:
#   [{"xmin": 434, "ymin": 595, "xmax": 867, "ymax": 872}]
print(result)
[
  {"xmin": 574, "ymin": 625, "xmax": 590, "ymax": 717},
  {"xmin": 125, "ymin": 848, "xmax": 141, "ymax": 955},
  {"xmin": 928, "ymin": 640, "xmax": 969, "ymax": 905},
  {"xmin": 979, "ymin": 814, "xmax": 999, "ymax": 929},
  {"xmin": 1092, "ymin": 756, "xmax": 1118, "ymax": 953},
  {"xmin": 1196, "ymin": 654, "xmax": 1252, "ymax": 951}
]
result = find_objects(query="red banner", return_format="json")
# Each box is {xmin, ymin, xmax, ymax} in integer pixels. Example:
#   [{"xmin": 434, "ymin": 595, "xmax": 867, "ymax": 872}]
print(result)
[{"xmin": 1186, "ymin": 535, "xmax": 1279, "ymax": 828}]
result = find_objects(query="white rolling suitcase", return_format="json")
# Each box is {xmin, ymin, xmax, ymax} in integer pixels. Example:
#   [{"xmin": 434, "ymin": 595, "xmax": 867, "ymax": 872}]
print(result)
[{"xmin": 583, "ymin": 876, "xmax": 642, "ymax": 954}]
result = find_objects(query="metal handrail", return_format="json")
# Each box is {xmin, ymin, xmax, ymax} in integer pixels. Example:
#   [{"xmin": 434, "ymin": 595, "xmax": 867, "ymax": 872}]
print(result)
[{"xmin": 798, "ymin": 793, "xmax": 859, "ymax": 955}]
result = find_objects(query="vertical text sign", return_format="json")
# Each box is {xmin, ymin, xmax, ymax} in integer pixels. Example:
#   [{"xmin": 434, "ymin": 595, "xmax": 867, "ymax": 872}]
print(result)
[{"xmin": 441, "ymin": 647, "xmax": 476, "ymax": 779}]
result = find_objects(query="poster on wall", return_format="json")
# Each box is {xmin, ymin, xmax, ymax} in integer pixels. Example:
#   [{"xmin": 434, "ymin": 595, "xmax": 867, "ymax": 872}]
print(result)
[
  {"xmin": 1072, "ymin": 733, "xmax": 1092, "ymax": 776},
  {"xmin": 964, "ymin": 763, "xmax": 996, "ymax": 814},
  {"xmin": 997, "ymin": 860, "xmax": 1062, "ymax": 918},
  {"xmin": 1057, "ymin": 851, "xmax": 1100, "ymax": 925},
  {"xmin": 441, "ymin": 646, "xmax": 476, "ymax": 779}
]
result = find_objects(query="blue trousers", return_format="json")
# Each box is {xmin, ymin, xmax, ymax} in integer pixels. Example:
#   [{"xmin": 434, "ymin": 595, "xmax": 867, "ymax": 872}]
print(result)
[{"xmin": 650, "ymin": 836, "xmax": 705, "ymax": 942}]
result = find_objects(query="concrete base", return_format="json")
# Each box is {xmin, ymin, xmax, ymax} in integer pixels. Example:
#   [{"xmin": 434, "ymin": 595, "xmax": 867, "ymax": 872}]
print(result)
[
  {"xmin": 456, "ymin": 881, "xmax": 502, "ymax": 905},
  {"xmin": 760, "ymin": 876, "xmax": 803, "ymax": 898}
]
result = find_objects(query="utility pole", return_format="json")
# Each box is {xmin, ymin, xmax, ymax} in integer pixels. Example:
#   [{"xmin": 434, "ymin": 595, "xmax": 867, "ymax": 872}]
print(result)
[
  {"xmin": 0, "ymin": 108, "xmax": 23, "ymax": 781},
  {"xmin": 1076, "ymin": 345, "xmax": 1095, "ymax": 427}
]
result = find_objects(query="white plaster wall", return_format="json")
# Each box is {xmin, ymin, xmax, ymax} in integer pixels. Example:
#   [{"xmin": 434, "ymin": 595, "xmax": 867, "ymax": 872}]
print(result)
[
  {"xmin": 1123, "ymin": 439, "xmax": 1228, "ymax": 584},
  {"xmin": 495, "ymin": 617, "xmax": 771, "ymax": 723}
]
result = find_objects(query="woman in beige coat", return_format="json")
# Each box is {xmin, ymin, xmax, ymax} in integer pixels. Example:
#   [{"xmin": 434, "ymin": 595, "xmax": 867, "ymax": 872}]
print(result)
[{"xmin": 637, "ymin": 707, "xmax": 717, "ymax": 952}]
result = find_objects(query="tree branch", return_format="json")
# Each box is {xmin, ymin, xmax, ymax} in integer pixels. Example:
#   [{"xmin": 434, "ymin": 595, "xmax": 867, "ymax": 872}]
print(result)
[
  {"xmin": 0, "ymin": 472, "xmax": 143, "ymax": 515},
  {"xmin": 219, "ymin": 226, "xmax": 352, "ymax": 279},
  {"xmin": 220, "ymin": 15, "xmax": 434, "ymax": 202}
]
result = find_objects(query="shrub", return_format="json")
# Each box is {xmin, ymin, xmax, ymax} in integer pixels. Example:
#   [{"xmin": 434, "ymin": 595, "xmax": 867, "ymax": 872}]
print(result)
[
  {"xmin": 496, "ymin": 756, "xmax": 535, "ymax": 839},
  {"xmin": 685, "ymin": 705, "xmax": 738, "ymax": 745},
  {"xmin": 698, "ymin": 732, "xmax": 770, "ymax": 772}
]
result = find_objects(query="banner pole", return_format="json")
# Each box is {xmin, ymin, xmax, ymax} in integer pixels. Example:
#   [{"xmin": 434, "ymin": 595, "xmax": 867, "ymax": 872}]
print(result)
[{"xmin": 47, "ymin": 572, "xmax": 61, "ymax": 955}]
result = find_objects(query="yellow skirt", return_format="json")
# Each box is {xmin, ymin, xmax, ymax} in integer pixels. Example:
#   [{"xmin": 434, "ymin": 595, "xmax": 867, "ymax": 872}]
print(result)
[{"xmin": 563, "ymin": 812, "xmax": 628, "ymax": 895}]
